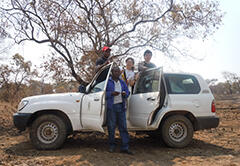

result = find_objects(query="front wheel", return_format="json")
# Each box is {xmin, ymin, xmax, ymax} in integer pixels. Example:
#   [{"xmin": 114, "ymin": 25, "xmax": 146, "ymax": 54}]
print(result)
[
  {"xmin": 30, "ymin": 114, "xmax": 67, "ymax": 150},
  {"xmin": 161, "ymin": 115, "xmax": 193, "ymax": 148}
]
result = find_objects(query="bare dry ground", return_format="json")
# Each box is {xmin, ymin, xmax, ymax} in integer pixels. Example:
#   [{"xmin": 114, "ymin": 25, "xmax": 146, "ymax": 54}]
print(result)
[{"xmin": 0, "ymin": 96, "xmax": 240, "ymax": 166}]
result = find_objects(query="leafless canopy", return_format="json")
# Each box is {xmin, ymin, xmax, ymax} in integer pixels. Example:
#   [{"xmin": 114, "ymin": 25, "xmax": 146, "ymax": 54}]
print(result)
[{"xmin": 0, "ymin": 0, "xmax": 223, "ymax": 84}]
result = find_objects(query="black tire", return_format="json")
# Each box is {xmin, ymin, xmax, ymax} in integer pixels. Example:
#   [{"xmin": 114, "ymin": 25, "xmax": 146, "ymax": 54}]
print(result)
[
  {"xmin": 161, "ymin": 115, "xmax": 193, "ymax": 148},
  {"xmin": 30, "ymin": 114, "xmax": 67, "ymax": 150}
]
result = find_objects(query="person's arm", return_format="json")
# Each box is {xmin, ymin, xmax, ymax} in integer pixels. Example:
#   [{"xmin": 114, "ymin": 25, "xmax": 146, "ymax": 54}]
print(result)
[
  {"xmin": 121, "ymin": 81, "xmax": 130, "ymax": 98},
  {"xmin": 95, "ymin": 59, "xmax": 102, "ymax": 72},
  {"xmin": 135, "ymin": 72, "xmax": 140, "ymax": 81},
  {"xmin": 95, "ymin": 58, "xmax": 109, "ymax": 72},
  {"xmin": 128, "ymin": 72, "xmax": 135, "ymax": 86},
  {"xmin": 138, "ymin": 62, "xmax": 148, "ymax": 72},
  {"xmin": 129, "ymin": 80, "xmax": 135, "ymax": 86}
]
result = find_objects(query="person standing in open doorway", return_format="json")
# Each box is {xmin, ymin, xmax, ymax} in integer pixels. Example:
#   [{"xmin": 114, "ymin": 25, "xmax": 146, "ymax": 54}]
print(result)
[
  {"xmin": 121, "ymin": 57, "xmax": 136, "ymax": 93},
  {"xmin": 138, "ymin": 50, "xmax": 156, "ymax": 72}
]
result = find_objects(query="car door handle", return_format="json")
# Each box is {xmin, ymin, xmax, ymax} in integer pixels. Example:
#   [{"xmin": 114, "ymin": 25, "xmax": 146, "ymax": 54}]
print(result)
[
  {"xmin": 147, "ymin": 97, "xmax": 156, "ymax": 101},
  {"xmin": 94, "ymin": 98, "xmax": 100, "ymax": 101}
]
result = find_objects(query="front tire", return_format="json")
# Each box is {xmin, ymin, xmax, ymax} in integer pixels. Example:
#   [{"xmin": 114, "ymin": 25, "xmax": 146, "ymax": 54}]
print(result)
[
  {"xmin": 30, "ymin": 114, "xmax": 67, "ymax": 150},
  {"xmin": 161, "ymin": 115, "xmax": 193, "ymax": 148}
]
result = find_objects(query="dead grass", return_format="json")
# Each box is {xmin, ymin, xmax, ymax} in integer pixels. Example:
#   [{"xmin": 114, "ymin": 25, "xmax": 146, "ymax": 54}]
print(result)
[{"xmin": 0, "ymin": 102, "xmax": 17, "ymax": 113}]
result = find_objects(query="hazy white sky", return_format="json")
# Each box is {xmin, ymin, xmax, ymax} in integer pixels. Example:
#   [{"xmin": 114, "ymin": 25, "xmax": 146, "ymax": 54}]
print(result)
[
  {"xmin": 151, "ymin": 0, "xmax": 240, "ymax": 81},
  {"xmin": 6, "ymin": 0, "xmax": 240, "ymax": 81}
]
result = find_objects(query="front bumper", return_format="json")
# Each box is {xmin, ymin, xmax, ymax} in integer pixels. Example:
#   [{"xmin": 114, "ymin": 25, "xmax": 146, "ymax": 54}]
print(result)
[
  {"xmin": 13, "ymin": 113, "xmax": 32, "ymax": 131},
  {"xmin": 196, "ymin": 116, "xmax": 219, "ymax": 130}
]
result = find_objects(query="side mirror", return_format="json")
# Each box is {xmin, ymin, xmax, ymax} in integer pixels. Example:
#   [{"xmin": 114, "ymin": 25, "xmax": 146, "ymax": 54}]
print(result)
[{"xmin": 78, "ymin": 85, "xmax": 86, "ymax": 93}]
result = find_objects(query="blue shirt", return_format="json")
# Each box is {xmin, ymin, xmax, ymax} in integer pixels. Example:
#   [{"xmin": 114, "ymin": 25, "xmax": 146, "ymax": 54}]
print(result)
[{"xmin": 106, "ymin": 77, "xmax": 130, "ymax": 111}]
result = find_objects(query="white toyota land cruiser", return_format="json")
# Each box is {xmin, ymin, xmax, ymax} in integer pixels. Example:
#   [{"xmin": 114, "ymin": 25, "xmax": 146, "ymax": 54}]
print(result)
[{"xmin": 13, "ymin": 63, "xmax": 219, "ymax": 150}]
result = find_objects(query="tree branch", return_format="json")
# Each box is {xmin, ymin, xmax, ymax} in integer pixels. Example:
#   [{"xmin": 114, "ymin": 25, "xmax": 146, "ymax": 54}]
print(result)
[{"xmin": 110, "ymin": 0, "xmax": 173, "ymax": 46}]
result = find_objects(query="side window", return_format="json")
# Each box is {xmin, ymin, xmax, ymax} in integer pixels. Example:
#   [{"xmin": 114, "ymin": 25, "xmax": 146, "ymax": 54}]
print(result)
[
  {"xmin": 134, "ymin": 70, "xmax": 160, "ymax": 94},
  {"xmin": 89, "ymin": 66, "xmax": 110, "ymax": 93},
  {"xmin": 165, "ymin": 74, "xmax": 201, "ymax": 94},
  {"xmin": 90, "ymin": 80, "xmax": 106, "ymax": 93}
]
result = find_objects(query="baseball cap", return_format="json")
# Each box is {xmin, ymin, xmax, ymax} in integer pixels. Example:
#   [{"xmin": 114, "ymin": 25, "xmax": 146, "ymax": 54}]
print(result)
[{"xmin": 102, "ymin": 46, "xmax": 111, "ymax": 52}]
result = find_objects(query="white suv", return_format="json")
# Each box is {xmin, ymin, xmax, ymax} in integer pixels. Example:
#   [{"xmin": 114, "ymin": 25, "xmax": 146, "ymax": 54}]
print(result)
[{"xmin": 13, "ymin": 63, "xmax": 219, "ymax": 149}]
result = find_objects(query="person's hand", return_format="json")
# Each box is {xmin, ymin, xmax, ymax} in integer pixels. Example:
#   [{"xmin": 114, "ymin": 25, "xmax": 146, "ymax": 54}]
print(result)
[
  {"xmin": 142, "ymin": 66, "xmax": 148, "ymax": 71},
  {"xmin": 135, "ymin": 73, "xmax": 140, "ymax": 80},
  {"xmin": 112, "ymin": 91, "xmax": 120, "ymax": 96},
  {"xmin": 122, "ymin": 91, "xmax": 126, "ymax": 96}
]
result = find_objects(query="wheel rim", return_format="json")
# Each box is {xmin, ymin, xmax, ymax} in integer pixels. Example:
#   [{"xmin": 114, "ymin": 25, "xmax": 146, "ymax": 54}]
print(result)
[
  {"xmin": 168, "ymin": 121, "xmax": 187, "ymax": 142},
  {"xmin": 37, "ymin": 122, "xmax": 59, "ymax": 144}
]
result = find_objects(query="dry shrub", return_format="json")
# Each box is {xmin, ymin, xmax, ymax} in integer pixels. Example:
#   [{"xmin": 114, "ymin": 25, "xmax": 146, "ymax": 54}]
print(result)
[{"xmin": 0, "ymin": 102, "xmax": 17, "ymax": 133}]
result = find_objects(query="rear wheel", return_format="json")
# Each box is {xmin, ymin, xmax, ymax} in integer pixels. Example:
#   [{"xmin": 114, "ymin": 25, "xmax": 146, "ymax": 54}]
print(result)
[
  {"xmin": 161, "ymin": 115, "xmax": 193, "ymax": 148},
  {"xmin": 30, "ymin": 114, "xmax": 67, "ymax": 150}
]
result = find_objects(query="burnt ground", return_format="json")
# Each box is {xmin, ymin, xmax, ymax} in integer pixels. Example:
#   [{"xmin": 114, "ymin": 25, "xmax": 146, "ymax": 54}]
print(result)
[{"xmin": 0, "ymin": 97, "xmax": 240, "ymax": 166}]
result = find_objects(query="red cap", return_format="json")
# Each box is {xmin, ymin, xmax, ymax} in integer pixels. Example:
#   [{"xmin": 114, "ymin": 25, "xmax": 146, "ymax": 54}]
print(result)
[{"xmin": 102, "ymin": 46, "xmax": 111, "ymax": 52}]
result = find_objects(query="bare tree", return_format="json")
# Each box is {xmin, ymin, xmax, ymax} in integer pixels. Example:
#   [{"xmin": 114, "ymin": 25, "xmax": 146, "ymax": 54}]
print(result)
[
  {"xmin": 0, "ymin": 53, "xmax": 37, "ymax": 102},
  {"xmin": 222, "ymin": 71, "xmax": 240, "ymax": 94},
  {"xmin": 0, "ymin": 0, "xmax": 223, "ymax": 84},
  {"xmin": 0, "ymin": 25, "xmax": 13, "ymax": 56}
]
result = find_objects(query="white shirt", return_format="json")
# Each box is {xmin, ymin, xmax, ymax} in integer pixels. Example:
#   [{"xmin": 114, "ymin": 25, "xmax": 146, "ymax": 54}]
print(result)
[
  {"xmin": 114, "ymin": 80, "xmax": 122, "ymax": 104},
  {"xmin": 125, "ymin": 69, "xmax": 135, "ymax": 81},
  {"xmin": 124, "ymin": 69, "xmax": 135, "ymax": 94}
]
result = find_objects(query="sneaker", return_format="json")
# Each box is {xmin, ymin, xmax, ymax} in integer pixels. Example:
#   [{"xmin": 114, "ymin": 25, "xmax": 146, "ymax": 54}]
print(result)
[{"xmin": 120, "ymin": 149, "xmax": 134, "ymax": 155}]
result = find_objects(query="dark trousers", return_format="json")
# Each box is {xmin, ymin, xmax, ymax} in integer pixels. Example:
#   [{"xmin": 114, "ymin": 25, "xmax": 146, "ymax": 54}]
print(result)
[{"xmin": 107, "ymin": 103, "xmax": 129, "ymax": 150}]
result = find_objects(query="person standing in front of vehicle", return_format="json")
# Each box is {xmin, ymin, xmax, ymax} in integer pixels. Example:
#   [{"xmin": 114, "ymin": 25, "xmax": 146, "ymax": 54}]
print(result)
[
  {"xmin": 138, "ymin": 49, "xmax": 156, "ymax": 72},
  {"xmin": 106, "ymin": 66, "xmax": 133, "ymax": 155}
]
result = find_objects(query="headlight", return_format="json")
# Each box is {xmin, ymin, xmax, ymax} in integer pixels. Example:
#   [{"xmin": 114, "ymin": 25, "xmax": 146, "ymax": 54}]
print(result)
[{"xmin": 18, "ymin": 100, "xmax": 29, "ymax": 111}]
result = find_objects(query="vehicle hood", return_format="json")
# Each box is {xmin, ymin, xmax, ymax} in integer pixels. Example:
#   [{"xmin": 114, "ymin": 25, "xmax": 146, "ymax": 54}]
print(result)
[{"xmin": 22, "ymin": 92, "xmax": 84, "ymax": 103}]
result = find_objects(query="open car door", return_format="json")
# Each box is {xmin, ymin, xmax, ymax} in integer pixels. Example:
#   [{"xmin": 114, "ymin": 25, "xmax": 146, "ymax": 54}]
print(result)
[
  {"xmin": 129, "ymin": 68, "xmax": 162, "ymax": 128},
  {"xmin": 80, "ymin": 63, "xmax": 113, "ymax": 132}
]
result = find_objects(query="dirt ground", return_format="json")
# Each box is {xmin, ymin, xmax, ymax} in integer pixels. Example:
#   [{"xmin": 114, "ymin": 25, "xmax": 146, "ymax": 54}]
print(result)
[{"xmin": 0, "ymin": 96, "xmax": 240, "ymax": 166}]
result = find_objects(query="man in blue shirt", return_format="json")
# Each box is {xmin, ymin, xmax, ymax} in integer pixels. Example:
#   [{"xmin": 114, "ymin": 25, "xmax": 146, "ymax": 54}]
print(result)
[{"xmin": 106, "ymin": 66, "xmax": 133, "ymax": 155}]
